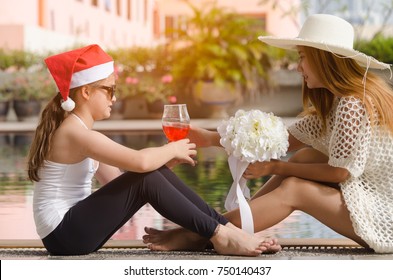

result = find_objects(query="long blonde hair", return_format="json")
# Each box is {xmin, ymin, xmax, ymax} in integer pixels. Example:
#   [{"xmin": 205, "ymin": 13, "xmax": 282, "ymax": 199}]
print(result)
[{"xmin": 301, "ymin": 46, "xmax": 393, "ymax": 132}]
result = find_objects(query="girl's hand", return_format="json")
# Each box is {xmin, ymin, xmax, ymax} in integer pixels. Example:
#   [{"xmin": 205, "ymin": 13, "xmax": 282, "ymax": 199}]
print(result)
[
  {"xmin": 165, "ymin": 159, "xmax": 181, "ymax": 169},
  {"xmin": 165, "ymin": 158, "xmax": 198, "ymax": 169},
  {"xmin": 169, "ymin": 138, "xmax": 197, "ymax": 166},
  {"xmin": 243, "ymin": 160, "xmax": 276, "ymax": 179}
]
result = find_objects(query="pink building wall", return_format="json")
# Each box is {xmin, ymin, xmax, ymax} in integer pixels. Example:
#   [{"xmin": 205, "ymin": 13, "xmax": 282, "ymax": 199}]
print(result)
[
  {"xmin": 156, "ymin": 0, "xmax": 300, "ymax": 37},
  {"xmin": 0, "ymin": 0, "xmax": 158, "ymax": 52},
  {"xmin": 0, "ymin": 0, "xmax": 300, "ymax": 53}
]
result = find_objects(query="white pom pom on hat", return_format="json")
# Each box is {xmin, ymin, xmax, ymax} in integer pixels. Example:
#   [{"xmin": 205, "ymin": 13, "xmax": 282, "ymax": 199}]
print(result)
[
  {"xmin": 61, "ymin": 98, "xmax": 76, "ymax": 111},
  {"xmin": 44, "ymin": 44, "xmax": 114, "ymax": 111}
]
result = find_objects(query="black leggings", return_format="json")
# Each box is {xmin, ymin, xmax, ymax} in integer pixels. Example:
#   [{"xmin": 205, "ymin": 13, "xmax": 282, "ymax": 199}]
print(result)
[{"xmin": 42, "ymin": 166, "xmax": 228, "ymax": 255}]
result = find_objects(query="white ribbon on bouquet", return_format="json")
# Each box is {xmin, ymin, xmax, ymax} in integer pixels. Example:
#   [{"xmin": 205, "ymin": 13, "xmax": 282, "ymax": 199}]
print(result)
[{"xmin": 224, "ymin": 155, "xmax": 254, "ymax": 234}]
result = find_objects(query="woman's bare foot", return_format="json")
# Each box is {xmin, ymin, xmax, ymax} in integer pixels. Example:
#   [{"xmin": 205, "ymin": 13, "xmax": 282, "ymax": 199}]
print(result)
[
  {"xmin": 143, "ymin": 227, "xmax": 208, "ymax": 251},
  {"xmin": 210, "ymin": 224, "xmax": 269, "ymax": 257},
  {"xmin": 225, "ymin": 222, "xmax": 282, "ymax": 253},
  {"xmin": 260, "ymin": 238, "xmax": 282, "ymax": 253}
]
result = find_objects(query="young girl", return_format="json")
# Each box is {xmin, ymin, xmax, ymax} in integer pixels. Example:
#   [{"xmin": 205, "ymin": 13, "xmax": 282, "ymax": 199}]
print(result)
[
  {"xmin": 143, "ymin": 14, "xmax": 393, "ymax": 253},
  {"xmin": 27, "ymin": 44, "xmax": 277, "ymax": 256}
]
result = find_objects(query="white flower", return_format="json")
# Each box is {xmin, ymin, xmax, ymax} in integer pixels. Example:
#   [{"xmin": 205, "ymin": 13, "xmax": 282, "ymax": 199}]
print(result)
[{"xmin": 217, "ymin": 109, "xmax": 289, "ymax": 163}]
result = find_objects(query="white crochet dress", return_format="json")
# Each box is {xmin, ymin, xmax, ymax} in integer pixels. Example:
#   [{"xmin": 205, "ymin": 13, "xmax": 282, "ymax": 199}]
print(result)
[{"xmin": 288, "ymin": 96, "xmax": 393, "ymax": 253}]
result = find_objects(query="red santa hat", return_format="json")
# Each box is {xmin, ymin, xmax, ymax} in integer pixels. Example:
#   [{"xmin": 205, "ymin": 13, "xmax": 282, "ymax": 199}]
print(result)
[{"xmin": 45, "ymin": 44, "xmax": 114, "ymax": 111}]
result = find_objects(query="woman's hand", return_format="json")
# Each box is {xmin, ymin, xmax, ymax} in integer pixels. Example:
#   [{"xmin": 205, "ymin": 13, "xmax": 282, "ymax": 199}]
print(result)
[
  {"xmin": 168, "ymin": 138, "xmax": 197, "ymax": 166},
  {"xmin": 242, "ymin": 160, "xmax": 277, "ymax": 179},
  {"xmin": 188, "ymin": 125, "xmax": 221, "ymax": 147}
]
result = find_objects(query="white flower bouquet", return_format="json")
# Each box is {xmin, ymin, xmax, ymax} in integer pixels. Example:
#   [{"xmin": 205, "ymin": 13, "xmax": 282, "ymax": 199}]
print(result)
[
  {"xmin": 217, "ymin": 109, "xmax": 289, "ymax": 233},
  {"xmin": 218, "ymin": 109, "xmax": 289, "ymax": 163}
]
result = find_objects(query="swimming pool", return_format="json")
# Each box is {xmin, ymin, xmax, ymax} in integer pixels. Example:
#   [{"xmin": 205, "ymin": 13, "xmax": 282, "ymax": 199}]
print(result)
[{"xmin": 0, "ymin": 132, "xmax": 343, "ymax": 240}]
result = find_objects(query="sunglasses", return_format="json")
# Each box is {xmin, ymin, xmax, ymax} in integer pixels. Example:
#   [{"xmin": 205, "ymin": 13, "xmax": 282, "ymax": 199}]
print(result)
[{"xmin": 96, "ymin": 85, "xmax": 116, "ymax": 100}]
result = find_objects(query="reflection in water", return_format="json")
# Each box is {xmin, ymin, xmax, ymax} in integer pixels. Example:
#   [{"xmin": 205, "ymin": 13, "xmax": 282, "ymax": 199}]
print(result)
[{"xmin": 0, "ymin": 132, "xmax": 342, "ymax": 240}]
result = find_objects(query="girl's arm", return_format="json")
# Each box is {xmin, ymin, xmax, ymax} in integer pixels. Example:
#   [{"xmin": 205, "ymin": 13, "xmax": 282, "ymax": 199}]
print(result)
[
  {"xmin": 75, "ymin": 129, "xmax": 197, "ymax": 173},
  {"xmin": 189, "ymin": 127, "xmax": 308, "ymax": 150}
]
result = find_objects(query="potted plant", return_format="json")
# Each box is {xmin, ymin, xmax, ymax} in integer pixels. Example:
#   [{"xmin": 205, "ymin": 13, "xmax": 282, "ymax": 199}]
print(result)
[
  {"xmin": 168, "ymin": 0, "xmax": 271, "ymax": 117},
  {"xmin": 8, "ymin": 66, "xmax": 56, "ymax": 121},
  {"xmin": 261, "ymin": 47, "xmax": 303, "ymax": 117},
  {"xmin": 0, "ymin": 49, "xmax": 42, "ymax": 121},
  {"xmin": 0, "ymin": 77, "xmax": 12, "ymax": 121},
  {"xmin": 116, "ymin": 71, "xmax": 176, "ymax": 118},
  {"xmin": 111, "ymin": 46, "xmax": 176, "ymax": 118}
]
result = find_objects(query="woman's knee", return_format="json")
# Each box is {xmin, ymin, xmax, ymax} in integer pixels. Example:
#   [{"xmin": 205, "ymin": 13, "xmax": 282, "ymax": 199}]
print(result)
[{"xmin": 278, "ymin": 177, "xmax": 311, "ymax": 208}]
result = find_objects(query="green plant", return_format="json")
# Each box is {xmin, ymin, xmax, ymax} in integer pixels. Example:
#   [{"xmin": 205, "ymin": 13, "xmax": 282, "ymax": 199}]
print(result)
[
  {"xmin": 0, "ymin": 89, "xmax": 12, "ymax": 102},
  {"xmin": 168, "ymin": 0, "xmax": 271, "ymax": 97},
  {"xmin": 110, "ymin": 46, "xmax": 175, "ymax": 103},
  {"xmin": 0, "ymin": 72, "xmax": 13, "ymax": 102},
  {"xmin": 0, "ymin": 49, "xmax": 42, "ymax": 70},
  {"xmin": 355, "ymin": 35, "xmax": 393, "ymax": 65},
  {"xmin": 116, "ymin": 72, "xmax": 175, "ymax": 104},
  {"xmin": 2, "ymin": 66, "xmax": 56, "ymax": 101}
]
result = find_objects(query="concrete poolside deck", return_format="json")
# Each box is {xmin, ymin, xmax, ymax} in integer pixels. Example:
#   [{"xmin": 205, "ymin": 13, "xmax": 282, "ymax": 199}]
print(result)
[{"xmin": 1, "ymin": 238, "xmax": 392, "ymax": 260}]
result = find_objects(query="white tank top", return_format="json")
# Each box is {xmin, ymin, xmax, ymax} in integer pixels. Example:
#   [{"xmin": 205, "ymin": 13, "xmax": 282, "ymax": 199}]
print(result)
[{"xmin": 33, "ymin": 158, "xmax": 98, "ymax": 239}]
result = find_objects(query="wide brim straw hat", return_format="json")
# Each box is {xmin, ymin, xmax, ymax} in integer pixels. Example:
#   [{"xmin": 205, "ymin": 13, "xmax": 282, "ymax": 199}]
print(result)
[{"xmin": 258, "ymin": 14, "xmax": 391, "ymax": 70}]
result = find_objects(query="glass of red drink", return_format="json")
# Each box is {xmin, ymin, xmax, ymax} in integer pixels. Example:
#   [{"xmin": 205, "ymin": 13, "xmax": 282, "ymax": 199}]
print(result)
[{"xmin": 162, "ymin": 104, "xmax": 190, "ymax": 141}]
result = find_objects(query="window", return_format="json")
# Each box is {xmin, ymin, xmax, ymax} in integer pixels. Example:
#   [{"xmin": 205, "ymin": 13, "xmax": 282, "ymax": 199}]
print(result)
[
  {"xmin": 50, "ymin": 10, "xmax": 55, "ymax": 31},
  {"xmin": 243, "ymin": 13, "xmax": 266, "ymax": 33},
  {"xmin": 105, "ymin": 0, "xmax": 111, "ymax": 11},
  {"xmin": 127, "ymin": 0, "xmax": 132, "ymax": 20},
  {"xmin": 153, "ymin": 7, "xmax": 160, "ymax": 38},
  {"xmin": 165, "ymin": 16, "xmax": 174, "ymax": 39},
  {"xmin": 144, "ymin": 0, "xmax": 148, "ymax": 24},
  {"xmin": 38, "ymin": 0, "xmax": 45, "ymax": 27},
  {"xmin": 92, "ymin": 0, "xmax": 98, "ymax": 7},
  {"xmin": 70, "ymin": 17, "xmax": 74, "ymax": 35},
  {"xmin": 116, "ymin": 0, "xmax": 121, "ymax": 16},
  {"xmin": 85, "ymin": 21, "xmax": 90, "ymax": 36}
]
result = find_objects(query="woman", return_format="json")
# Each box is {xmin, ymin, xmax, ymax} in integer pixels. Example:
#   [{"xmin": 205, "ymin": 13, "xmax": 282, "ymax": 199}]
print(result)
[
  {"xmin": 27, "ymin": 44, "xmax": 277, "ymax": 256},
  {"xmin": 143, "ymin": 14, "xmax": 393, "ymax": 253}
]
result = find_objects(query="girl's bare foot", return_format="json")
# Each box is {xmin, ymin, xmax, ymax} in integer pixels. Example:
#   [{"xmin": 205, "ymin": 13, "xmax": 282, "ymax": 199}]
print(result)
[{"xmin": 143, "ymin": 227, "xmax": 208, "ymax": 251}]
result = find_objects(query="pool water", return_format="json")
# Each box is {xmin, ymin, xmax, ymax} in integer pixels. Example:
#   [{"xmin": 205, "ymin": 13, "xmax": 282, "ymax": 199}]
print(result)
[{"xmin": 0, "ymin": 132, "xmax": 343, "ymax": 240}]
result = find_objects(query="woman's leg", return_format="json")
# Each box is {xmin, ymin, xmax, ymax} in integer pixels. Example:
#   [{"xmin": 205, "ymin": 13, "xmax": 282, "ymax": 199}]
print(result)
[
  {"xmin": 252, "ymin": 147, "xmax": 329, "ymax": 199},
  {"xmin": 226, "ymin": 148, "xmax": 367, "ymax": 246},
  {"xmin": 225, "ymin": 176, "xmax": 368, "ymax": 248}
]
